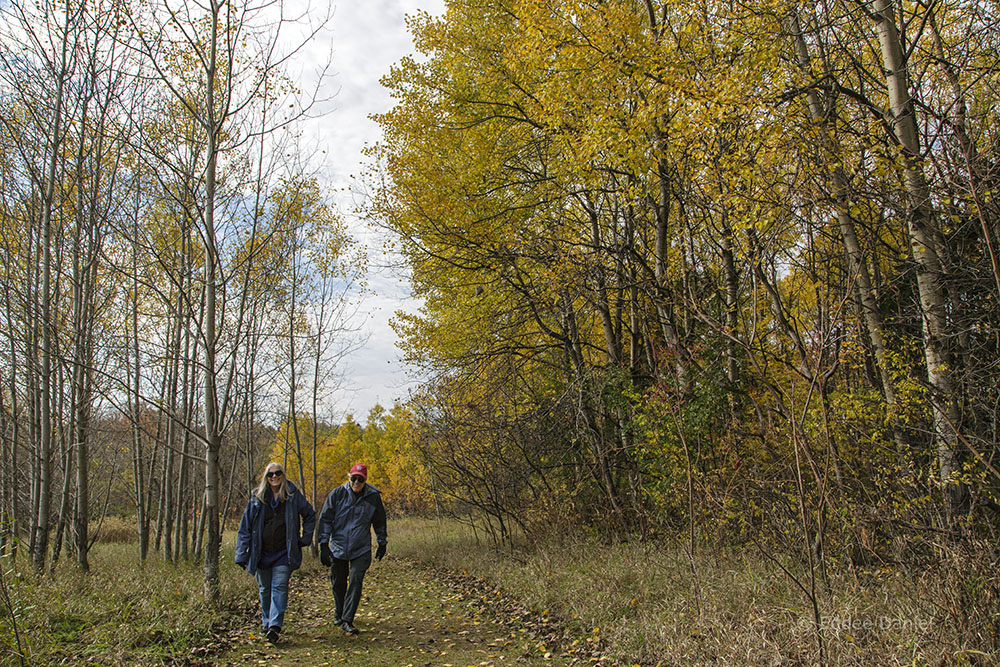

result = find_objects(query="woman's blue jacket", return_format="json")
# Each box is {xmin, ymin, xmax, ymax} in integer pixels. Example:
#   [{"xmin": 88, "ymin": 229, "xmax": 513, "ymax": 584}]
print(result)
[{"xmin": 234, "ymin": 481, "xmax": 316, "ymax": 575}]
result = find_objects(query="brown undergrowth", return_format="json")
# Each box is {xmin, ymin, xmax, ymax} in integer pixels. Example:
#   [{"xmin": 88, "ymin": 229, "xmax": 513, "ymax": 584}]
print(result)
[
  {"xmin": 0, "ymin": 539, "xmax": 254, "ymax": 666},
  {"xmin": 392, "ymin": 516, "xmax": 1000, "ymax": 666}
]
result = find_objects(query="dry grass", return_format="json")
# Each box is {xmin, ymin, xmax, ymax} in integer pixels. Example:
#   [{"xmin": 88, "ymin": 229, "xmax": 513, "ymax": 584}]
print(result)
[
  {"xmin": 392, "ymin": 517, "xmax": 999, "ymax": 665},
  {"xmin": 6, "ymin": 519, "xmax": 995, "ymax": 665},
  {"xmin": 0, "ymin": 532, "xmax": 256, "ymax": 666},
  {"xmin": 89, "ymin": 515, "xmax": 141, "ymax": 544}
]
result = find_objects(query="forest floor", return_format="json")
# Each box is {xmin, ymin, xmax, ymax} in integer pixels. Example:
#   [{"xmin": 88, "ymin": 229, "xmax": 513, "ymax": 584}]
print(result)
[
  {"xmin": 10, "ymin": 518, "xmax": 977, "ymax": 665},
  {"xmin": 200, "ymin": 555, "xmax": 617, "ymax": 667}
]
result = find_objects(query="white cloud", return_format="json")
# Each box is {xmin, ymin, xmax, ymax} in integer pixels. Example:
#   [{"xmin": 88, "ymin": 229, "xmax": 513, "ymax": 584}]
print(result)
[{"xmin": 295, "ymin": 0, "xmax": 445, "ymax": 424}]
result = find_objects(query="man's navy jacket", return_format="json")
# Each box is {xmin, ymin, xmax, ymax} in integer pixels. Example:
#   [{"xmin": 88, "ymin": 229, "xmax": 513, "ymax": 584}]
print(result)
[{"xmin": 317, "ymin": 481, "xmax": 387, "ymax": 560}]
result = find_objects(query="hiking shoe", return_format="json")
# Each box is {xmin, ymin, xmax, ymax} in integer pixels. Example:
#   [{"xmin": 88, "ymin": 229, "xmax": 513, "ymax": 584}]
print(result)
[
  {"xmin": 341, "ymin": 622, "xmax": 359, "ymax": 635},
  {"xmin": 266, "ymin": 628, "xmax": 279, "ymax": 643}
]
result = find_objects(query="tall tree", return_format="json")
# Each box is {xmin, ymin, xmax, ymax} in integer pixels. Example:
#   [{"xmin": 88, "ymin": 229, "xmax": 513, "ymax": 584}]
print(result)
[
  {"xmin": 873, "ymin": 0, "xmax": 963, "ymax": 522},
  {"xmin": 127, "ymin": 0, "xmax": 333, "ymax": 600}
]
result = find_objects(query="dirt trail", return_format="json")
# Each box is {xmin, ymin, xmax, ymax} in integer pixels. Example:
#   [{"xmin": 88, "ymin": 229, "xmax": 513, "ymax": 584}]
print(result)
[{"xmin": 205, "ymin": 556, "xmax": 615, "ymax": 666}]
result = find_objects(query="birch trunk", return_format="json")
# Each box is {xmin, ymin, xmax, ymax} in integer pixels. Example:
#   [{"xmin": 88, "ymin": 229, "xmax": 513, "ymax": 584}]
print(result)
[
  {"xmin": 201, "ymin": 0, "xmax": 222, "ymax": 602},
  {"xmin": 288, "ymin": 249, "xmax": 307, "ymax": 492},
  {"xmin": 1, "ymin": 264, "xmax": 21, "ymax": 556},
  {"xmin": 161, "ymin": 286, "xmax": 182, "ymax": 562},
  {"xmin": 789, "ymin": 11, "xmax": 906, "ymax": 452},
  {"xmin": 32, "ymin": 0, "xmax": 75, "ymax": 573},
  {"xmin": 176, "ymin": 303, "xmax": 198, "ymax": 561},
  {"xmin": 652, "ymin": 142, "xmax": 687, "ymax": 388},
  {"xmin": 559, "ymin": 291, "xmax": 627, "ymax": 531},
  {"xmin": 131, "ymin": 210, "xmax": 148, "ymax": 561},
  {"xmin": 873, "ymin": 0, "xmax": 963, "ymax": 522}
]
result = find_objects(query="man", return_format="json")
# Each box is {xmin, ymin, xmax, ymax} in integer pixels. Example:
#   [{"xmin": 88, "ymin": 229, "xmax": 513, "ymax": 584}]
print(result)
[{"xmin": 317, "ymin": 463, "xmax": 387, "ymax": 635}]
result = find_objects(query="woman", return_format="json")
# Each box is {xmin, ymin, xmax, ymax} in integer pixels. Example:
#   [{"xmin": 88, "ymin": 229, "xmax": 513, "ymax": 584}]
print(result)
[{"xmin": 235, "ymin": 462, "xmax": 316, "ymax": 643}]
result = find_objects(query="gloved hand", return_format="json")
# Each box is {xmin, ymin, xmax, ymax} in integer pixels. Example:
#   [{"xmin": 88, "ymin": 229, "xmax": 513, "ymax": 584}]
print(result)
[
  {"xmin": 320, "ymin": 542, "xmax": 332, "ymax": 567},
  {"xmin": 375, "ymin": 543, "xmax": 386, "ymax": 561}
]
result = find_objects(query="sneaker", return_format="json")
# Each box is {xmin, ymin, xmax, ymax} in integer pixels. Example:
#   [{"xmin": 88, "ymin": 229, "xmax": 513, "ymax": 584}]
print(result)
[
  {"xmin": 341, "ymin": 622, "xmax": 359, "ymax": 635},
  {"xmin": 266, "ymin": 628, "xmax": 279, "ymax": 643}
]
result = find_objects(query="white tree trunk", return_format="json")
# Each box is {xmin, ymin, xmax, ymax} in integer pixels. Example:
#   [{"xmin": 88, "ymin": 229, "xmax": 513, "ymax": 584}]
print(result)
[{"xmin": 873, "ymin": 0, "xmax": 962, "ymax": 521}]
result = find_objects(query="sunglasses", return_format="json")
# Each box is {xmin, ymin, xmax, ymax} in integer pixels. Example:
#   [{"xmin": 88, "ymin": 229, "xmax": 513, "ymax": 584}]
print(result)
[
  {"xmin": 266, "ymin": 470, "xmax": 283, "ymax": 478},
  {"xmin": 350, "ymin": 475, "xmax": 365, "ymax": 483}
]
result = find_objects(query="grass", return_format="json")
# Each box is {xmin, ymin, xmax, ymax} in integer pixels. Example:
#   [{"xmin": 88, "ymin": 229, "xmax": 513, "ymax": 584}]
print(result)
[
  {"xmin": 0, "ymin": 535, "xmax": 256, "ymax": 666},
  {"xmin": 391, "ymin": 517, "xmax": 1000, "ymax": 665},
  {"xmin": 211, "ymin": 555, "xmax": 598, "ymax": 666},
  {"xmin": 3, "ymin": 519, "xmax": 997, "ymax": 665}
]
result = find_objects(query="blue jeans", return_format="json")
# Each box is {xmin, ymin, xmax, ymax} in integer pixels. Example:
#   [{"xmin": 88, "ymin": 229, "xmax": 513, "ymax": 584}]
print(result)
[
  {"xmin": 256, "ymin": 564, "xmax": 291, "ymax": 631},
  {"xmin": 330, "ymin": 552, "xmax": 371, "ymax": 624}
]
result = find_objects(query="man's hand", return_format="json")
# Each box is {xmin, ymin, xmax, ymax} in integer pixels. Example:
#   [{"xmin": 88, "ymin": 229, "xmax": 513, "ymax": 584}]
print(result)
[
  {"xmin": 375, "ymin": 544, "xmax": 386, "ymax": 561},
  {"xmin": 320, "ymin": 542, "xmax": 332, "ymax": 566}
]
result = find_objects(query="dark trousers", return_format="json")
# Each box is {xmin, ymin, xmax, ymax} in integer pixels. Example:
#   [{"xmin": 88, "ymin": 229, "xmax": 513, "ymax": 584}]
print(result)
[{"xmin": 330, "ymin": 551, "xmax": 372, "ymax": 624}]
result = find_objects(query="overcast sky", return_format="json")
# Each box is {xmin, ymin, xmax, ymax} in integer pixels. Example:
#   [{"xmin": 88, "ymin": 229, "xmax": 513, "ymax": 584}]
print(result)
[{"xmin": 297, "ymin": 0, "xmax": 446, "ymax": 424}]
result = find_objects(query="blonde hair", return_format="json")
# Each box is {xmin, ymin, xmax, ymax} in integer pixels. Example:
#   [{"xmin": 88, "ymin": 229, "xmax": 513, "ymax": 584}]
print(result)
[{"xmin": 254, "ymin": 462, "xmax": 290, "ymax": 503}]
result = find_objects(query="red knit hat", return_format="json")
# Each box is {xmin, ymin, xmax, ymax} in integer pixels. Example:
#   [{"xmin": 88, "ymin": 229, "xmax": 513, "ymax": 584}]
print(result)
[{"xmin": 349, "ymin": 463, "xmax": 368, "ymax": 480}]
